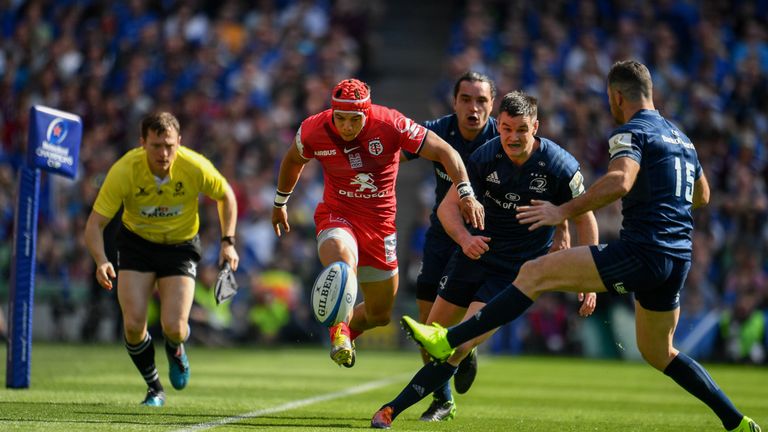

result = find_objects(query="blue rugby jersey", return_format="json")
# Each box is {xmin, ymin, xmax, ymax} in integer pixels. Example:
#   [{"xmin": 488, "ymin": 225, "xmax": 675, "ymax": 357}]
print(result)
[
  {"xmin": 468, "ymin": 136, "xmax": 585, "ymax": 274},
  {"xmin": 607, "ymin": 109, "xmax": 701, "ymax": 258},
  {"xmin": 405, "ymin": 114, "xmax": 498, "ymax": 230}
]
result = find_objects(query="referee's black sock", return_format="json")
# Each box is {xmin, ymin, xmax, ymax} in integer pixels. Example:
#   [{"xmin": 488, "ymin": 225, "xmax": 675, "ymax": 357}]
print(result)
[
  {"xmin": 164, "ymin": 324, "xmax": 190, "ymax": 359},
  {"xmin": 385, "ymin": 362, "xmax": 457, "ymax": 419},
  {"xmin": 125, "ymin": 333, "xmax": 163, "ymax": 393},
  {"xmin": 447, "ymin": 283, "xmax": 533, "ymax": 348},
  {"xmin": 663, "ymin": 352, "xmax": 743, "ymax": 430}
]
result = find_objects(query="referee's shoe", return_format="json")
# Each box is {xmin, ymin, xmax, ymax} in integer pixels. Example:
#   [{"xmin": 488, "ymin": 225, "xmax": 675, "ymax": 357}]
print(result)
[
  {"xmin": 141, "ymin": 388, "xmax": 165, "ymax": 407},
  {"xmin": 166, "ymin": 344, "xmax": 190, "ymax": 390}
]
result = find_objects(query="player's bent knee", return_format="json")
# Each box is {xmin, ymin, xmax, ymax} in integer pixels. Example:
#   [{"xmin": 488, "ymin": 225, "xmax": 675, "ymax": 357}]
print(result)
[
  {"xmin": 637, "ymin": 344, "xmax": 673, "ymax": 371},
  {"xmin": 123, "ymin": 326, "xmax": 145, "ymax": 344},
  {"xmin": 516, "ymin": 260, "xmax": 547, "ymax": 294},
  {"xmin": 317, "ymin": 228, "xmax": 358, "ymax": 266}
]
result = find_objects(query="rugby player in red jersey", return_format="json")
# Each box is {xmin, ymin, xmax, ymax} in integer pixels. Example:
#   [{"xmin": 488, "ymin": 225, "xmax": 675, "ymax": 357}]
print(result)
[{"xmin": 271, "ymin": 78, "xmax": 483, "ymax": 367}]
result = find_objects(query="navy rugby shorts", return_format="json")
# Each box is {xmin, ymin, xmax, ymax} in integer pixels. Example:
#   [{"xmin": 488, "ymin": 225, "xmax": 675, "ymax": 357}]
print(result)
[
  {"xmin": 590, "ymin": 240, "xmax": 690, "ymax": 311},
  {"xmin": 416, "ymin": 225, "xmax": 459, "ymax": 302},
  {"xmin": 438, "ymin": 251, "xmax": 520, "ymax": 308}
]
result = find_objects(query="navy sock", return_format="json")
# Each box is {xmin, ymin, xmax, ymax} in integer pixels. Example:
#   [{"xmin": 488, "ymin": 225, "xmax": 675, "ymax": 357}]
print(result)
[
  {"xmin": 125, "ymin": 334, "xmax": 163, "ymax": 392},
  {"xmin": 663, "ymin": 352, "xmax": 742, "ymax": 429},
  {"xmin": 447, "ymin": 283, "xmax": 533, "ymax": 348},
  {"xmin": 385, "ymin": 362, "xmax": 457, "ymax": 419},
  {"xmin": 432, "ymin": 380, "xmax": 453, "ymax": 403}
]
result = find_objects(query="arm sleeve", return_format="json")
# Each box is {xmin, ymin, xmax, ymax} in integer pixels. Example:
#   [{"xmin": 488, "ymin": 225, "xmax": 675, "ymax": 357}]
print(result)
[
  {"xmin": 404, "ymin": 118, "xmax": 439, "ymax": 161},
  {"xmin": 393, "ymin": 111, "xmax": 427, "ymax": 154},
  {"xmin": 295, "ymin": 125, "xmax": 313, "ymax": 160},
  {"xmin": 197, "ymin": 156, "xmax": 228, "ymax": 200},
  {"xmin": 92, "ymin": 163, "xmax": 128, "ymax": 219},
  {"xmin": 554, "ymin": 149, "xmax": 586, "ymax": 205},
  {"xmin": 608, "ymin": 131, "xmax": 642, "ymax": 164}
]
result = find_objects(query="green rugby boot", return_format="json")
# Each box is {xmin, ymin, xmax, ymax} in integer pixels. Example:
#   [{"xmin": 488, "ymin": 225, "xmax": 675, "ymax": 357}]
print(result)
[
  {"xmin": 728, "ymin": 417, "xmax": 761, "ymax": 432},
  {"xmin": 400, "ymin": 316, "xmax": 454, "ymax": 362}
]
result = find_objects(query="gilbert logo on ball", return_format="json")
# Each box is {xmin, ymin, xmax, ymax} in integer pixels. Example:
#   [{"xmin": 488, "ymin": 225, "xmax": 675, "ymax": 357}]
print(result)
[{"xmin": 311, "ymin": 261, "xmax": 357, "ymax": 327}]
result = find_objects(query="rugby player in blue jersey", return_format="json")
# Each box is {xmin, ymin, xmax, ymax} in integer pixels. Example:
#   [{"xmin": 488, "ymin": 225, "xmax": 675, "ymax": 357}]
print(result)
[
  {"xmin": 401, "ymin": 71, "xmax": 499, "ymax": 421},
  {"xmin": 400, "ymin": 60, "xmax": 761, "ymax": 432},
  {"xmin": 372, "ymin": 90, "xmax": 598, "ymax": 428}
]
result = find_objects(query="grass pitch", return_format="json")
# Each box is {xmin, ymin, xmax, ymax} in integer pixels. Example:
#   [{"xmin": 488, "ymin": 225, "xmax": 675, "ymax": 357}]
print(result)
[{"xmin": 0, "ymin": 343, "xmax": 765, "ymax": 431}]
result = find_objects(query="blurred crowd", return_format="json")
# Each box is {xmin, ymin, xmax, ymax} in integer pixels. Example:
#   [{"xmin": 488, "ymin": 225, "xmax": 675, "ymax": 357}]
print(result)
[{"xmin": 0, "ymin": 0, "xmax": 766, "ymax": 363}]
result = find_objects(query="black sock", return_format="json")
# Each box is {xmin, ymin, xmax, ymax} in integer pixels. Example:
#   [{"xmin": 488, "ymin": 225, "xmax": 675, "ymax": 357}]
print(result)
[
  {"xmin": 447, "ymin": 283, "xmax": 533, "ymax": 348},
  {"xmin": 165, "ymin": 338, "xmax": 184, "ymax": 358},
  {"xmin": 433, "ymin": 380, "xmax": 453, "ymax": 403},
  {"xmin": 164, "ymin": 325, "xmax": 189, "ymax": 358},
  {"xmin": 385, "ymin": 362, "xmax": 457, "ymax": 419},
  {"xmin": 663, "ymin": 352, "xmax": 742, "ymax": 429},
  {"xmin": 125, "ymin": 334, "xmax": 163, "ymax": 393}
]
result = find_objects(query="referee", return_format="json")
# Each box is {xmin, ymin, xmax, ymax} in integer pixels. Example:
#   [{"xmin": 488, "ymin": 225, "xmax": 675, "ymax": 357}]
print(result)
[{"xmin": 84, "ymin": 112, "xmax": 239, "ymax": 406}]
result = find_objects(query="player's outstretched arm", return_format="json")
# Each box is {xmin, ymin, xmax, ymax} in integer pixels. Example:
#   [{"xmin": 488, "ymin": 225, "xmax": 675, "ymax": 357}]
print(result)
[
  {"xmin": 560, "ymin": 157, "xmax": 640, "ymax": 222},
  {"xmin": 518, "ymin": 158, "xmax": 639, "ymax": 231},
  {"xmin": 272, "ymin": 140, "xmax": 308, "ymax": 237},
  {"xmin": 84, "ymin": 211, "xmax": 117, "ymax": 290},
  {"xmin": 418, "ymin": 130, "xmax": 484, "ymax": 229}
]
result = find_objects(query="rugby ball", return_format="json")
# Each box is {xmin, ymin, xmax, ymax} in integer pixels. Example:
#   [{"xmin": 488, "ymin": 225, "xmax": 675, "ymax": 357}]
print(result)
[{"xmin": 311, "ymin": 261, "xmax": 357, "ymax": 327}]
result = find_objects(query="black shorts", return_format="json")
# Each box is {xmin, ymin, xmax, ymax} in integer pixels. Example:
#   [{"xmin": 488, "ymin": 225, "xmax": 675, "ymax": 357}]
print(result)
[
  {"xmin": 415, "ymin": 225, "xmax": 459, "ymax": 302},
  {"xmin": 589, "ymin": 240, "xmax": 690, "ymax": 311},
  {"xmin": 116, "ymin": 225, "xmax": 201, "ymax": 279},
  {"xmin": 438, "ymin": 252, "xmax": 520, "ymax": 308}
]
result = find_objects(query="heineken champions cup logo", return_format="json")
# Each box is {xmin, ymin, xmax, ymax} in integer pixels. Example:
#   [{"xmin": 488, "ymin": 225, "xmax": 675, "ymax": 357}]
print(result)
[{"xmin": 36, "ymin": 117, "xmax": 74, "ymax": 169}]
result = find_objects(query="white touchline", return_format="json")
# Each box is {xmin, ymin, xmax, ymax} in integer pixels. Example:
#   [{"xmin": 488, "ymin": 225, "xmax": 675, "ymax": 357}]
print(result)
[{"xmin": 173, "ymin": 374, "xmax": 409, "ymax": 432}]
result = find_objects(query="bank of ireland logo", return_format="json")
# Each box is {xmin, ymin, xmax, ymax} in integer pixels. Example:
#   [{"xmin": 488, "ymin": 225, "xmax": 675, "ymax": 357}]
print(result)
[
  {"xmin": 505, "ymin": 192, "xmax": 520, "ymax": 202},
  {"xmin": 368, "ymin": 139, "xmax": 383, "ymax": 156},
  {"xmin": 350, "ymin": 173, "xmax": 377, "ymax": 192},
  {"xmin": 46, "ymin": 118, "xmax": 69, "ymax": 145}
]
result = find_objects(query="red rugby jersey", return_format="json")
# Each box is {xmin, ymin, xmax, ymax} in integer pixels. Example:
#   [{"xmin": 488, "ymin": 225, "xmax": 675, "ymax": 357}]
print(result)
[{"xmin": 296, "ymin": 104, "xmax": 426, "ymax": 222}]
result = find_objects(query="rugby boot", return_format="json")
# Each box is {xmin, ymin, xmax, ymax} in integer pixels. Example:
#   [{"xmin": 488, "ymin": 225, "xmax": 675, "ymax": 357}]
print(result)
[
  {"xmin": 400, "ymin": 316, "xmax": 454, "ymax": 362},
  {"xmin": 419, "ymin": 397, "xmax": 456, "ymax": 421},
  {"xmin": 371, "ymin": 406, "xmax": 394, "ymax": 429},
  {"xmin": 140, "ymin": 388, "xmax": 165, "ymax": 407},
  {"xmin": 166, "ymin": 343, "xmax": 190, "ymax": 390},
  {"xmin": 454, "ymin": 347, "xmax": 478, "ymax": 394},
  {"xmin": 329, "ymin": 322, "xmax": 354, "ymax": 367},
  {"xmin": 728, "ymin": 417, "xmax": 762, "ymax": 432}
]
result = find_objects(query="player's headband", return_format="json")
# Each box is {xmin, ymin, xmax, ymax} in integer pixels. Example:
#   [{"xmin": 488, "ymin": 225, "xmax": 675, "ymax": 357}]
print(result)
[{"xmin": 331, "ymin": 79, "xmax": 371, "ymax": 114}]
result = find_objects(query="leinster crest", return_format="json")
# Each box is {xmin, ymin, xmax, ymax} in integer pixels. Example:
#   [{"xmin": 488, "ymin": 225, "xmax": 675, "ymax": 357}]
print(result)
[{"xmin": 368, "ymin": 139, "xmax": 383, "ymax": 156}]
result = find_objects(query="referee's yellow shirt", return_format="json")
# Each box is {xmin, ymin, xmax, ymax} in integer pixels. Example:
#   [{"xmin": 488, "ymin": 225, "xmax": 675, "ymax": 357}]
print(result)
[{"xmin": 93, "ymin": 146, "xmax": 229, "ymax": 244}]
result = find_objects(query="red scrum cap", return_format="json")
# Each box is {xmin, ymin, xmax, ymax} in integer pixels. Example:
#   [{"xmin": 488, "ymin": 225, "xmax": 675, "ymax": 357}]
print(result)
[{"xmin": 331, "ymin": 78, "xmax": 371, "ymax": 121}]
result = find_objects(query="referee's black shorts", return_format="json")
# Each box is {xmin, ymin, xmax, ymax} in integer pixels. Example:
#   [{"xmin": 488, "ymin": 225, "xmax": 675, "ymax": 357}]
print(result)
[{"xmin": 116, "ymin": 225, "xmax": 202, "ymax": 278}]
